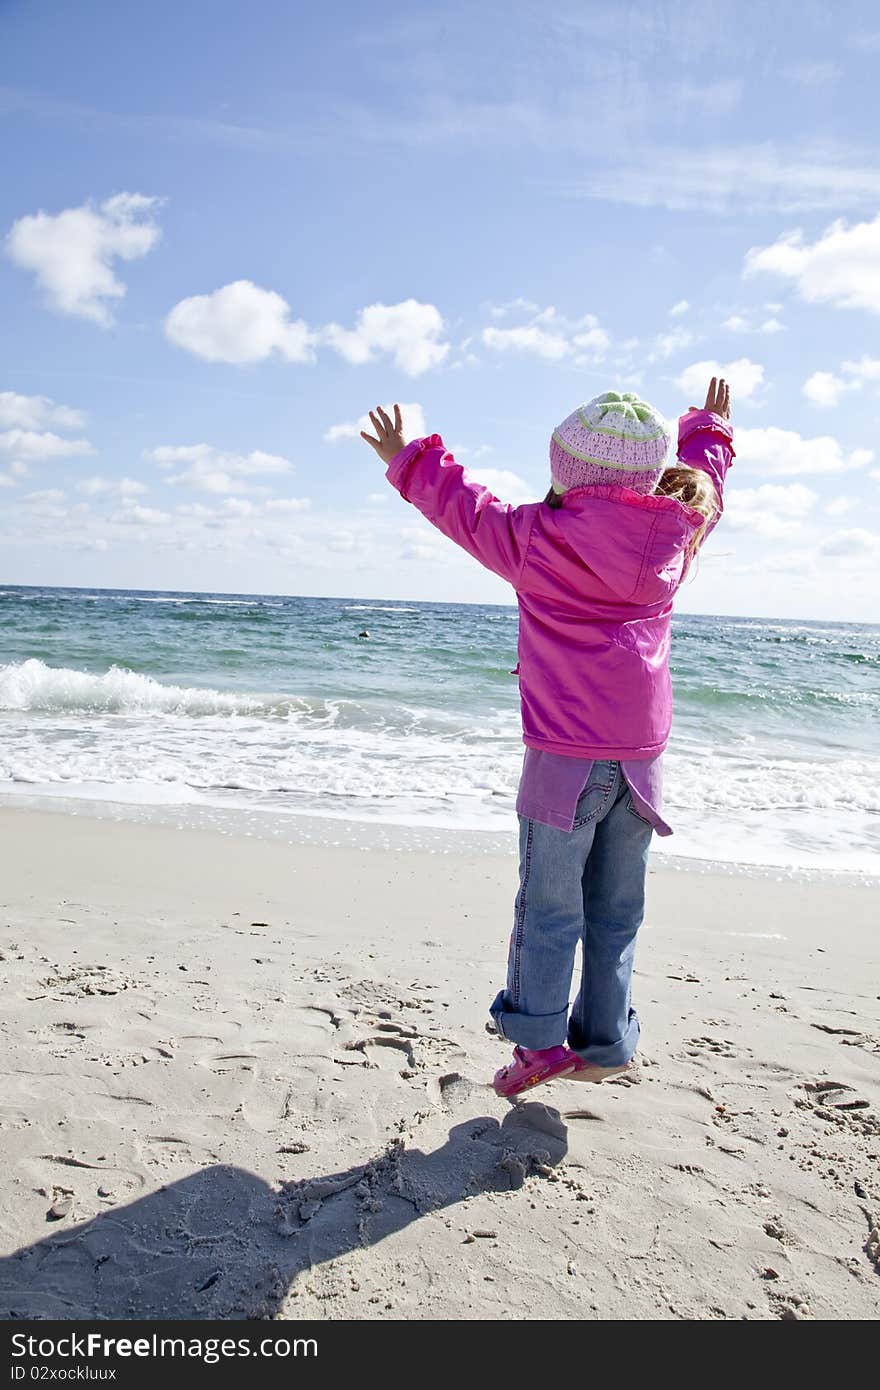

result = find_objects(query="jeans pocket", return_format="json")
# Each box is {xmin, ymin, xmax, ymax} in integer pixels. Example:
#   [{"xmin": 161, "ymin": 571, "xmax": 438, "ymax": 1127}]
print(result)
[
  {"xmin": 625, "ymin": 790, "xmax": 654, "ymax": 829},
  {"xmin": 573, "ymin": 769, "xmax": 617, "ymax": 828}
]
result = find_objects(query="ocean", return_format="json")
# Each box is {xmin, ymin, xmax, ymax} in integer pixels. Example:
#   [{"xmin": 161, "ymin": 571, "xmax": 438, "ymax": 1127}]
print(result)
[{"xmin": 0, "ymin": 585, "xmax": 877, "ymax": 876}]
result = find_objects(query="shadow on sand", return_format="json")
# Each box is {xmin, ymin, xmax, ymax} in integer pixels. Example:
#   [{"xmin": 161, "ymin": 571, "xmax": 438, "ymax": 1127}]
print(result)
[{"xmin": 0, "ymin": 1101, "xmax": 568, "ymax": 1319}]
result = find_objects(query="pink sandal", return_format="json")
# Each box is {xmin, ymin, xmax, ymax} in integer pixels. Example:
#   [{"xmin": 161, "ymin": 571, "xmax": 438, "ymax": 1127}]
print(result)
[{"xmin": 493, "ymin": 1045, "xmax": 576, "ymax": 1098}]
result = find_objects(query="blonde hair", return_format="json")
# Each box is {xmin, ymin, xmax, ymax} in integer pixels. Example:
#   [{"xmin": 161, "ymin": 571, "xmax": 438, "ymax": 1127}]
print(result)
[{"xmin": 654, "ymin": 464, "xmax": 719, "ymax": 572}]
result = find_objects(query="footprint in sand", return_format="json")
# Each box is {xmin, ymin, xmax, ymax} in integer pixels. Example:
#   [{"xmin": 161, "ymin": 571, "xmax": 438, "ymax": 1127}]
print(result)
[
  {"xmin": 37, "ymin": 1021, "xmax": 89, "ymax": 1054},
  {"xmin": 340, "ymin": 976, "xmax": 436, "ymax": 1019},
  {"xmin": 345, "ymin": 1035, "xmax": 417, "ymax": 1072},
  {"xmin": 302, "ymin": 1004, "xmax": 350, "ymax": 1032},
  {"xmin": 39, "ymin": 964, "xmax": 138, "ymax": 998},
  {"xmin": 97, "ymin": 1052, "xmax": 160, "ymax": 1070},
  {"xmin": 684, "ymin": 1035, "xmax": 739, "ymax": 1059},
  {"xmin": 298, "ymin": 978, "xmax": 465, "ymax": 1082},
  {"xmin": 793, "ymin": 1080, "xmax": 879, "ymax": 1154}
]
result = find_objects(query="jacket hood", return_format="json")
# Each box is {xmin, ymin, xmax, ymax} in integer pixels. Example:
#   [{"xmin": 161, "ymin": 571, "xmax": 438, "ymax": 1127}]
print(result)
[{"xmin": 551, "ymin": 483, "xmax": 704, "ymax": 603}]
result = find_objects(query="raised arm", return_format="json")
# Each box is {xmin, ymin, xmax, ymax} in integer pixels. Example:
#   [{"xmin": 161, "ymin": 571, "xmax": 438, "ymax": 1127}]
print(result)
[
  {"xmin": 361, "ymin": 405, "xmax": 536, "ymax": 586},
  {"xmin": 677, "ymin": 376, "xmax": 735, "ymax": 516}
]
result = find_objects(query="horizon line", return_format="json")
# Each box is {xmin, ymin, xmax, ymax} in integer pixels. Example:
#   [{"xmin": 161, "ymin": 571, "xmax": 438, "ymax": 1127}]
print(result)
[{"xmin": 0, "ymin": 581, "xmax": 873, "ymax": 629}]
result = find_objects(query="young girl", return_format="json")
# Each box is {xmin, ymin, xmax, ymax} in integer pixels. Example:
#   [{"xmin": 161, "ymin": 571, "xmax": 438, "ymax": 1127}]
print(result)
[{"xmin": 362, "ymin": 380, "xmax": 734, "ymax": 1098}]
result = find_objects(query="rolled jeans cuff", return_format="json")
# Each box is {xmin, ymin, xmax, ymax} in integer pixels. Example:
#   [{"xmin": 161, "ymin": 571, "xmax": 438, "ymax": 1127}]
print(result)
[
  {"xmin": 567, "ymin": 1009, "xmax": 641, "ymax": 1068},
  {"xmin": 489, "ymin": 989, "xmax": 569, "ymax": 1049}
]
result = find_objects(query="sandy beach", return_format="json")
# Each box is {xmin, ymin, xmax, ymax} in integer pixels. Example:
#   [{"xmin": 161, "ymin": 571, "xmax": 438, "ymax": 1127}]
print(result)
[{"xmin": 0, "ymin": 805, "xmax": 877, "ymax": 1322}]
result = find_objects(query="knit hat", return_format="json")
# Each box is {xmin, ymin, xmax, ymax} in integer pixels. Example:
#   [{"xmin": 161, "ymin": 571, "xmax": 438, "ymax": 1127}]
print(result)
[{"xmin": 550, "ymin": 391, "xmax": 671, "ymax": 496}]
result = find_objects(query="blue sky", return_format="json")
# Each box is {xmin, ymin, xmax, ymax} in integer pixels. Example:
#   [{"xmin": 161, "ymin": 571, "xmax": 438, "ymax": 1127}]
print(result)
[{"xmin": 2, "ymin": 0, "xmax": 879, "ymax": 620}]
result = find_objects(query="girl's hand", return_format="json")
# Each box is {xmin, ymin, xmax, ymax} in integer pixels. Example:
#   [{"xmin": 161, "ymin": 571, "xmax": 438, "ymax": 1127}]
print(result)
[
  {"xmin": 687, "ymin": 376, "xmax": 731, "ymax": 419},
  {"xmin": 360, "ymin": 405, "xmax": 407, "ymax": 464}
]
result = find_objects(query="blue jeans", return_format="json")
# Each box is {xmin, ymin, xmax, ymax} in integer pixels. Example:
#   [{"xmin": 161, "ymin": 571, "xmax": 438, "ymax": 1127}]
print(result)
[{"xmin": 490, "ymin": 760, "xmax": 653, "ymax": 1066}]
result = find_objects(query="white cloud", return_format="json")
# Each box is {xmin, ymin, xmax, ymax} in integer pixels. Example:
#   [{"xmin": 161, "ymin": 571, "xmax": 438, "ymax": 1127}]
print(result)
[
  {"xmin": 167, "ymin": 290, "xmax": 450, "ymax": 377},
  {"xmin": 722, "ymin": 314, "xmax": 784, "ymax": 335},
  {"xmin": 842, "ymin": 354, "xmax": 880, "ymax": 380},
  {"xmin": 175, "ymin": 502, "xmax": 213, "ymax": 518},
  {"xmin": 784, "ymin": 60, "xmax": 839, "ymax": 86},
  {"xmin": 220, "ymin": 498, "xmax": 254, "ymax": 518},
  {"xmin": 482, "ymin": 307, "xmax": 609, "ymax": 363},
  {"xmin": 469, "ymin": 467, "xmax": 535, "ymax": 505},
  {"xmin": 724, "ymin": 482, "xmax": 817, "ymax": 538},
  {"xmin": 325, "ymin": 403, "xmax": 427, "ymax": 443},
  {"xmin": 488, "ymin": 297, "xmax": 541, "ymax": 319},
  {"xmin": 113, "ymin": 503, "xmax": 171, "ymax": 526},
  {"xmin": 614, "ymin": 371, "xmax": 644, "ymax": 390},
  {"xmin": 185, "ymin": 473, "xmax": 237, "ymax": 495},
  {"xmin": 0, "ymin": 391, "xmax": 85, "ymax": 431},
  {"xmin": 651, "ymin": 328, "xmax": 692, "ymax": 360},
  {"xmin": 735, "ymin": 426, "xmax": 873, "ymax": 476},
  {"xmin": 744, "ymin": 215, "xmax": 880, "ymax": 314},
  {"xmin": 802, "ymin": 371, "xmax": 853, "ymax": 408},
  {"xmin": 165, "ymin": 280, "xmax": 314, "ymax": 364},
  {"xmin": 76, "ymin": 475, "xmax": 148, "ymax": 497},
  {"xmin": 675, "ymin": 358, "xmax": 764, "ymax": 401},
  {"xmin": 326, "ymin": 530, "xmax": 357, "ymax": 553},
  {"xmin": 323, "ymin": 300, "xmax": 449, "ymax": 376},
  {"xmin": 0, "ymin": 393, "xmax": 93, "ymax": 477},
  {"xmin": 324, "ymin": 422, "xmax": 359, "ymax": 444},
  {"xmin": 849, "ymin": 32, "xmax": 880, "ymax": 52},
  {"xmin": 669, "ymin": 299, "xmax": 689, "ymax": 316},
  {"xmin": 482, "ymin": 324, "xmax": 569, "ymax": 360},
  {"xmin": 146, "ymin": 442, "xmax": 293, "ymax": 494},
  {"xmin": 568, "ymin": 143, "xmax": 880, "ymax": 214},
  {"xmin": 399, "ymin": 542, "xmax": 438, "ymax": 562},
  {"xmin": 170, "ymin": 496, "xmax": 311, "ymax": 527},
  {"xmin": 673, "ymin": 78, "xmax": 744, "ymax": 112},
  {"xmin": 396, "ymin": 522, "xmax": 448, "ymax": 563},
  {"xmin": 22, "ymin": 488, "xmax": 65, "ymax": 506},
  {"xmin": 5, "ymin": 193, "xmax": 161, "ymax": 325},
  {"xmin": 263, "ymin": 497, "xmax": 311, "ymax": 513},
  {"xmin": 819, "ymin": 528, "xmax": 879, "ymax": 557},
  {"xmin": 0, "ymin": 428, "xmax": 95, "ymax": 462},
  {"xmin": 825, "ymin": 496, "xmax": 854, "ymax": 516},
  {"xmin": 571, "ymin": 327, "xmax": 609, "ymax": 359},
  {"xmin": 802, "ymin": 355, "xmax": 880, "ymax": 406}
]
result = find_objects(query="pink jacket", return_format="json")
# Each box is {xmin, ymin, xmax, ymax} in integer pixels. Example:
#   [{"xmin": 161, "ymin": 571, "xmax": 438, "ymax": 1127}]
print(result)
[{"xmin": 386, "ymin": 409, "xmax": 735, "ymax": 759}]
